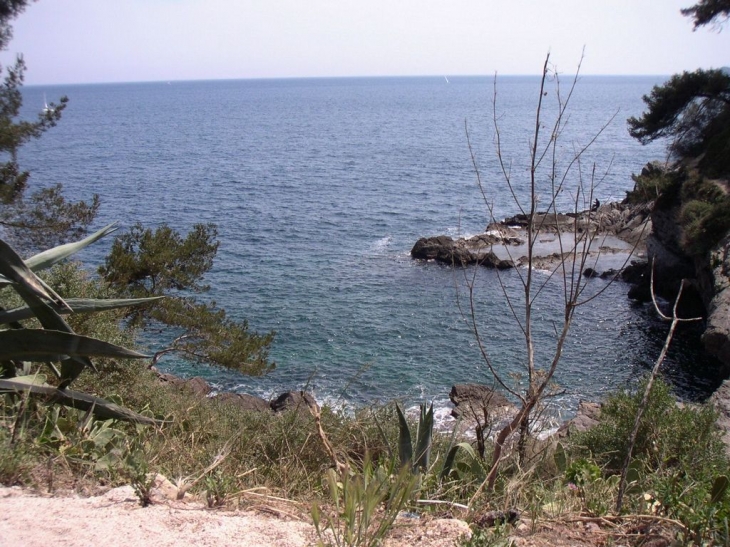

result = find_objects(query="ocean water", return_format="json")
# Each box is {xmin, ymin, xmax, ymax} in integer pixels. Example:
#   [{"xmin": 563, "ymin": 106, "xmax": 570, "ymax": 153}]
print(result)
[{"xmin": 16, "ymin": 76, "xmax": 723, "ymax": 414}]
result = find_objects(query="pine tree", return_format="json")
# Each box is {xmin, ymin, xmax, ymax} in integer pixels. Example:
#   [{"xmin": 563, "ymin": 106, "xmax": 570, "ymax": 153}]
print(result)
[{"xmin": 0, "ymin": 0, "xmax": 99, "ymax": 252}]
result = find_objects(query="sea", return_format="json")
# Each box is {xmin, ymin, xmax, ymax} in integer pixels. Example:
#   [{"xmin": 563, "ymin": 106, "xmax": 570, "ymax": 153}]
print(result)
[{"xmin": 16, "ymin": 75, "xmax": 724, "ymax": 420}]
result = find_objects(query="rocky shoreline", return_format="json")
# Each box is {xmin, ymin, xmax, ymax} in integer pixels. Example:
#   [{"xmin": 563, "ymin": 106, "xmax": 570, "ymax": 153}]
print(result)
[
  {"xmin": 411, "ymin": 200, "xmax": 650, "ymax": 274},
  {"xmin": 409, "ymin": 163, "xmax": 730, "ymax": 449}
]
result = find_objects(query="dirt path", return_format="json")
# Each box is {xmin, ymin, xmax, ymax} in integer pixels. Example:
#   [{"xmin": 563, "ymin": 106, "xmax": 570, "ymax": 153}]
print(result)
[{"xmin": 0, "ymin": 484, "xmax": 474, "ymax": 547}]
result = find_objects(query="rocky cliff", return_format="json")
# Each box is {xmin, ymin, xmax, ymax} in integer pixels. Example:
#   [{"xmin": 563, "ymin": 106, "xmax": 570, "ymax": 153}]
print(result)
[{"xmin": 627, "ymin": 163, "xmax": 730, "ymax": 372}]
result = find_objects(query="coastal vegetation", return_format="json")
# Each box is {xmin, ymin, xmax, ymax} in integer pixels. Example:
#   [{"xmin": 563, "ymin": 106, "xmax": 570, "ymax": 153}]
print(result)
[
  {"xmin": 2, "ymin": 1, "xmax": 730, "ymax": 546},
  {"xmin": 627, "ymin": 0, "xmax": 730, "ymax": 258}
]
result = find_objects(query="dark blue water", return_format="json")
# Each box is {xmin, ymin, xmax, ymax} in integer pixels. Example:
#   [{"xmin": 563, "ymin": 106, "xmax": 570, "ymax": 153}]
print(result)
[{"xmin": 15, "ymin": 76, "xmax": 721, "ymax": 415}]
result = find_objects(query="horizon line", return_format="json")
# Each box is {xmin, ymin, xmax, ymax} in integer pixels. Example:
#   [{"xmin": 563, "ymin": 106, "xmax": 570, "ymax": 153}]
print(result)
[{"xmin": 24, "ymin": 72, "xmax": 672, "ymax": 88}]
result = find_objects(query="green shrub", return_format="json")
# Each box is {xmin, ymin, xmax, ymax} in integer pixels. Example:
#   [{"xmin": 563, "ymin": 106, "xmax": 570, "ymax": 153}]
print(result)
[
  {"xmin": 626, "ymin": 170, "xmax": 682, "ymax": 204},
  {"xmin": 576, "ymin": 378, "xmax": 723, "ymax": 475}
]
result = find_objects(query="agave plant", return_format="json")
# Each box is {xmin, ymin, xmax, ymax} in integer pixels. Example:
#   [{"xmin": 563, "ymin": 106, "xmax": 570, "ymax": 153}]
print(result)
[
  {"xmin": 395, "ymin": 402, "xmax": 434, "ymax": 473},
  {"xmin": 0, "ymin": 223, "xmax": 163, "ymax": 424}
]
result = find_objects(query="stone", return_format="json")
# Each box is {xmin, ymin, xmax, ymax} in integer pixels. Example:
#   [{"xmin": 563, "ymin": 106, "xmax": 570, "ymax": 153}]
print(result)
[
  {"xmin": 215, "ymin": 392, "xmax": 271, "ymax": 413},
  {"xmin": 270, "ymin": 390, "xmax": 319, "ymax": 413},
  {"xmin": 410, "ymin": 236, "xmax": 476, "ymax": 265},
  {"xmin": 557, "ymin": 401, "xmax": 601, "ymax": 437},
  {"xmin": 184, "ymin": 377, "xmax": 212, "ymax": 397},
  {"xmin": 449, "ymin": 384, "xmax": 511, "ymax": 420}
]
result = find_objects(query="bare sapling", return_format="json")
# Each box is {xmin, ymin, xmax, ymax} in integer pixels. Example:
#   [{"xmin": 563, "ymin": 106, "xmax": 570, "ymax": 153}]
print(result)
[
  {"xmin": 459, "ymin": 52, "xmax": 642, "ymax": 502},
  {"xmin": 614, "ymin": 263, "xmax": 702, "ymax": 513}
]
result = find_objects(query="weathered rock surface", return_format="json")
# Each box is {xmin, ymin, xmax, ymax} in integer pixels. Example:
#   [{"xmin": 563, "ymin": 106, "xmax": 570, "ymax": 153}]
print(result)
[
  {"xmin": 410, "ymin": 235, "xmax": 514, "ymax": 268},
  {"xmin": 270, "ymin": 390, "xmax": 319, "ymax": 413},
  {"xmin": 556, "ymin": 401, "xmax": 601, "ymax": 438},
  {"xmin": 154, "ymin": 370, "xmax": 319, "ymax": 414},
  {"xmin": 702, "ymin": 234, "xmax": 730, "ymax": 367},
  {"xmin": 156, "ymin": 373, "xmax": 212, "ymax": 398},
  {"xmin": 711, "ymin": 379, "xmax": 730, "ymax": 457},
  {"xmin": 449, "ymin": 384, "xmax": 513, "ymax": 420},
  {"xmin": 412, "ymin": 202, "xmax": 650, "ymax": 273},
  {"xmin": 215, "ymin": 392, "xmax": 271, "ymax": 413}
]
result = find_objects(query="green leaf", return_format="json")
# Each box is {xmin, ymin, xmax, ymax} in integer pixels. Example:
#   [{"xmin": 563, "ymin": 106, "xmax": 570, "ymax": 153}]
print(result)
[
  {"xmin": 395, "ymin": 402, "xmax": 413, "ymax": 469},
  {"xmin": 441, "ymin": 442, "xmax": 477, "ymax": 480},
  {"xmin": 414, "ymin": 403, "xmax": 433, "ymax": 472},
  {"xmin": 0, "ymin": 329, "xmax": 149, "ymax": 361},
  {"xmin": 554, "ymin": 442, "xmax": 567, "ymax": 473},
  {"xmin": 711, "ymin": 475, "xmax": 729, "ymax": 505},
  {"xmin": 7, "ymin": 374, "xmax": 48, "ymax": 386},
  {"xmin": 0, "ymin": 296, "xmax": 165, "ymax": 324},
  {"xmin": 24, "ymin": 222, "xmax": 118, "ymax": 272},
  {"xmin": 0, "ymin": 238, "xmax": 70, "ymax": 311},
  {"xmin": 0, "ymin": 378, "xmax": 161, "ymax": 424},
  {"xmin": 12, "ymin": 285, "xmax": 95, "ymax": 384}
]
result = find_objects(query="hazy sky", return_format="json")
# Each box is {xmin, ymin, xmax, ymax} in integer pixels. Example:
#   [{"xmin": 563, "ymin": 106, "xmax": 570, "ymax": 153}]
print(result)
[{"xmin": 2, "ymin": 0, "xmax": 728, "ymax": 85}]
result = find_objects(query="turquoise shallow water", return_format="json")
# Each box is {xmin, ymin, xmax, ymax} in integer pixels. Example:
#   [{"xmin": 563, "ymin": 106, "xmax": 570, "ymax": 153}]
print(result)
[{"xmin": 16, "ymin": 76, "xmax": 723, "ymax": 414}]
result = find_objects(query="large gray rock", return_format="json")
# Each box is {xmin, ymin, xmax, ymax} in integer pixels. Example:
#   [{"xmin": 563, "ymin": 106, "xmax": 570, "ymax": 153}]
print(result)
[
  {"xmin": 411, "ymin": 236, "xmax": 514, "ymax": 269},
  {"xmin": 702, "ymin": 234, "xmax": 730, "ymax": 370},
  {"xmin": 156, "ymin": 373, "xmax": 211, "ymax": 398},
  {"xmin": 557, "ymin": 401, "xmax": 601, "ymax": 437},
  {"xmin": 711, "ymin": 379, "xmax": 730, "ymax": 457},
  {"xmin": 449, "ymin": 384, "xmax": 512, "ymax": 420},
  {"xmin": 410, "ymin": 236, "xmax": 475, "ymax": 265},
  {"xmin": 215, "ymin": 392, "xmax": 271, "ymax": 413},
  {"xmin": 270, "ymin": 390, "xmax": 319, "ymax": 413}
]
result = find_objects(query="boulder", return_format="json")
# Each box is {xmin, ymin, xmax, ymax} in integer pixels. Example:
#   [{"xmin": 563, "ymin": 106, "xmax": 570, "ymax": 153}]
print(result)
[
  {"xmin": 184, "ymin": 377, "xmax": 212, "ymax": 397},
  {"xmin": 156, "ymin": 373, "xmax": 211, "ymax": 397},
  {"xmin": 449, "ymin": 384, "xmax": 511, "ymax": 420},
  {"xmin": 270, "ymin": 390, "xmax": 319, "ymax": 413},
  {"xmin": 711, "ymin": 380, "xmax": 730, "ymax": 457},
  {"xmin": 215, "ymin": 392, "xmax": 271, "ymax": 413},
  {"xmin": 557, "ymin": 401, "xmax": 601, "ymax": 437},
  {"xmin": 411, "ymin": 236, "xmax": 474, "ymax": 264}
]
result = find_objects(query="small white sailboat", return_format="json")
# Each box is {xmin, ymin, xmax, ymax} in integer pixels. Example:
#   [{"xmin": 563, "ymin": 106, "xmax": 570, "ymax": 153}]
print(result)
[
  {"xmin": 444, "ymin": 76, "xmax": 450, "ymax": 84},
  {"xmin": 42, "ymin": 93, "xmax": 53, "ymax": 114}
]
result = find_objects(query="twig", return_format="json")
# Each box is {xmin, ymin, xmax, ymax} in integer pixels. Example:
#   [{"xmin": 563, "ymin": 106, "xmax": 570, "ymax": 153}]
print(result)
[{"xmin": 415, "ymin": 499, "xmax": 470, "ymax": 511}]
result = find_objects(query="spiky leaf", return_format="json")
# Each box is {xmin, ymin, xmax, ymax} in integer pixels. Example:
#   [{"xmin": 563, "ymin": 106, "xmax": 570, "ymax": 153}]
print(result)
[
  {"xmin": 0, "ymin": 296, "xmax": 164, "ymax": 324},
  {"xmin": 0, "ymin": 238, "xmax": 69, "ymax": 310},
  {"xmin": 24, "ymin": 222, "xmax": 118, "ymax": 272},
  {"xmin": 440, "ymin": 442, "xmax": 477, "ymax": 480},
  {"xmin": 414, "ymin": 403, "xmax": 433, "ymax": 472},
  {"xmin": 0, "ymin": 378, "xmax": 160, "ymax": 424},
  {"xmin": 395, "ymin": 402, "xmax": 413, "ymax": 469},
  {"xmin": 0, "ymin": 329, "xmax": 149, "ymax": 361}
]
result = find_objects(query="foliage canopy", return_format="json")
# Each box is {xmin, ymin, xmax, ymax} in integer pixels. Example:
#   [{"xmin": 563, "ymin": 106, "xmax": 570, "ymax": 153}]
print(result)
[
  {"xmin": 0, "ymin": 0, "xmax": 98, "ymax": 251},
  {"xmin": 100, "ymin": 223, "xmax": 275, "ymax": 376}
]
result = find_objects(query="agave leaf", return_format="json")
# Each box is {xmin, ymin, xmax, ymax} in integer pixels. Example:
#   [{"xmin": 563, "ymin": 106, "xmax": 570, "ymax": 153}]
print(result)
[
  {"xmin": 6, "ymin": 374, "xmax": 48, "ymax": 386},
  {"xmin": 395, "ymin": 402, "xmax": 413, "ymax": 469},
  {"xmin": 0, "ymin": 238, "xmax": 70, "ymax": 311},
  {"xmin": 0, "ymin": 378, "xmax": 161, "ymax": 425},
  {"xmin": 414, "ymin": 403, "xmax": 434, "ymax": 472},
  {"xmin": 440, "ymin": 442, "xmax": 477, "ymax": 480},
  {"xmin": 0, "ymin": 329, "xmax": 149, "ymax": 361},
  {"xmin": 24, "ymin": 222, "xmax": 118, "ymax": 272},
  {"xmin": 13, "ymin": 285, "xmax": 96, "ymax": 384},
  {"xmin": 0, "ymin": 296, "xmax": 164, "ymax": 324}
]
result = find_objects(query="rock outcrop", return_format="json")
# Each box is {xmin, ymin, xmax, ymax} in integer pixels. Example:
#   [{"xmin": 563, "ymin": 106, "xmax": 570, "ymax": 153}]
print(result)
[
  {"xmin": 410, "ymin": 235, "xmax": 514, "ymax": 268},
  {"xmin": 449, "ymin": 384, "xmax": 514, "ymax": 421},
  {"xmin": 702, "ymin": 234, "xmax": 730, "ymax": 366},
  {"xmin": 412, "ymin": 201, "xmax": 651, "ymax": 272},
  {"xmin": 153, "ymin": 369, "xmax": 319, "ymax": 414}
]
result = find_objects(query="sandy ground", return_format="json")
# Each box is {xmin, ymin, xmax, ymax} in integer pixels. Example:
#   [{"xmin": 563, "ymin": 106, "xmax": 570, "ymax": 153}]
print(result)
[{"xmin": 0, "ymin": 482, "xmax": 473, "ymax": 547}]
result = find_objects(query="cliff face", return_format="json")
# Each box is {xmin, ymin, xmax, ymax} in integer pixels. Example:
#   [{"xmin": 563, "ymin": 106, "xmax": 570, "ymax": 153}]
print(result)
[
  {"xmin": 701, "ymin": 235, "xmax": 730, "ymax": 366},
  {"xmin": 636, "ymin": 164, "xmax": 730, "ymax": 371}
]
